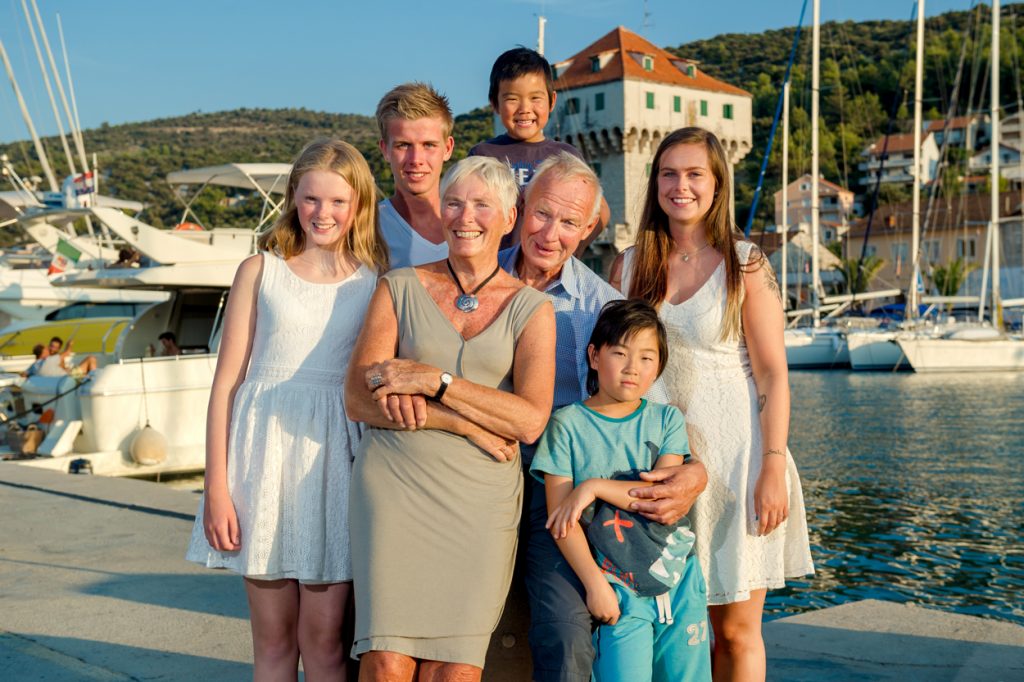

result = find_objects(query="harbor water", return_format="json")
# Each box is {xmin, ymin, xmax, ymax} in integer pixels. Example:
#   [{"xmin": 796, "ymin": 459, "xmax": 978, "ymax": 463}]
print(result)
[
  {"xmin": 168, "ymin": 371, "xmax": 1024, "ymax": 627},
  {"xmin": 772, "ymin": 370, "xmax": 1024, "ymax": 626}
]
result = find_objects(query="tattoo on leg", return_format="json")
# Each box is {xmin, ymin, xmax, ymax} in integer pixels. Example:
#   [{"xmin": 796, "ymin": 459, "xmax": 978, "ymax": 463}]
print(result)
[{"xmin": 758, "ymin": 394, "xmax": 766, "ymax": 412}]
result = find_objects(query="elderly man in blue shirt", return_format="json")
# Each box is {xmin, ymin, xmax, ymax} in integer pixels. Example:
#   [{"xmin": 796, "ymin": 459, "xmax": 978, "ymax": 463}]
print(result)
[{"xmin": 499, "ymin": 151, "xmax": 708, "ymax": 682}]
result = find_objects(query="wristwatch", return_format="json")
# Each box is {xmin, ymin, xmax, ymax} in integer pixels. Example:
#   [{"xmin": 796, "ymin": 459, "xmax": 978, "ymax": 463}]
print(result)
[{"xmin": 433, "ymin": 371, "xmax": 454, "ymax": 402}]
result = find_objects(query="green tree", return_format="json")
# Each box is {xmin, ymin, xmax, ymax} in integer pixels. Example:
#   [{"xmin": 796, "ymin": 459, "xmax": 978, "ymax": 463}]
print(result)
[
  {"xmin": 834, "ymin": 255, "xmax": 887, "ymax": 295},
  {"xmin": 929, "ymin": 257, "xmax": 978, "ymax": 308}
]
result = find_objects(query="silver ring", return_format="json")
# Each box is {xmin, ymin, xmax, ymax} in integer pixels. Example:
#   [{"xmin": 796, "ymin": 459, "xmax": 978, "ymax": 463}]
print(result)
[{"xmin": 369, "ymin": 373, "xmax": 384, "ymax": 388}]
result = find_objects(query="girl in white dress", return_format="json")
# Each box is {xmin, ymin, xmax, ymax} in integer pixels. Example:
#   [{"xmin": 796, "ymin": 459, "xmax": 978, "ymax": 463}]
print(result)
[
  {"xmin": 611, "ymin": 127, "xmax": 813, "ymax": 682},
  {"xmin": 186, "ymin": 138, "xmax": 388, "ymax": 680}
]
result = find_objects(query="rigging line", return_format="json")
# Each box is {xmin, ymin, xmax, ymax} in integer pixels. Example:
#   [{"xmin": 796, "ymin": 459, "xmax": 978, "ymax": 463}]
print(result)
[
  {"xmin": 742, "ymin": 0, "xmax": 808, "ymax": 237},
  {"xmin": 920, "ymin": 0, "xmax": 977, "ymax": 271},
  {"xmin": 855, "ymin": 0, "xmax": 920, "ymax": 282},
  {"xmin": 826, "ymin": 23, "xmax": 851, "ymax": 190}
]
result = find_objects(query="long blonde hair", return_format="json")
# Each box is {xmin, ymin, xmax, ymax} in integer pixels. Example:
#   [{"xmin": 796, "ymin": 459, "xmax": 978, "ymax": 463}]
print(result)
[
  {"xmin": 258, "ymin": 138, "xmax": 389, "ymax": 272},
  {"xmin": 629, "ymin": 127, "xmax": 760, "ymax": 341}
]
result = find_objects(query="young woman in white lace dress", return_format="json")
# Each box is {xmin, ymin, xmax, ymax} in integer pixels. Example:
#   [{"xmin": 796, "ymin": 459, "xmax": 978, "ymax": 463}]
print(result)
[
  {"xmin": 186, "ymin": 139, "xmax": 388, "ymax": 680},
  {"xmin": 611, "ymin": 127, "xmax": 813, "ymax": 682}
]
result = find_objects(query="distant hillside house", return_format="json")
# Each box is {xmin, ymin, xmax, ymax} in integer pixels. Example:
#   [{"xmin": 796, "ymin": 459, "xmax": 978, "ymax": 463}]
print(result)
[
  {"xmin": 542, "ymin": 26, "xmax": 753, "ymax": 253},
  {"xmin": 969, "ymin": 143, "xmax": 1022, "ymax": 172},
  {"xmin": 1000, "ymin": 112, "xmax": 1024, "ymax": 149},
  {"xmin": 924, "ymin": 114, "xmax": 988, "ymax": 151},
  {"xmin": 773, "ymin": 173, "xmax": 853, "ymax": 243},
  {"xmin": 859, "ymin": 132, "xmax": 939, "ymax": 187}
]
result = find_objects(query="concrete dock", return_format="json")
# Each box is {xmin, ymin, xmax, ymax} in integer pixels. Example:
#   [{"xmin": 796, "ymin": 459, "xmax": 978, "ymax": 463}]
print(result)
[{"xmin": 2, "ymin": 465, "xmax": 1022, "ymax": 681}]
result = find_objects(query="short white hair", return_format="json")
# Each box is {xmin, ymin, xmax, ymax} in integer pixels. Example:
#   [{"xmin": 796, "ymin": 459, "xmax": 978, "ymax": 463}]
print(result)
[
  {"xmin": 440, "ymin": 156, "xmax": 519, "ymax": 218},
  {"xmin": 524, "ymin": 151, "xmax": 603, "ymax": 225}
]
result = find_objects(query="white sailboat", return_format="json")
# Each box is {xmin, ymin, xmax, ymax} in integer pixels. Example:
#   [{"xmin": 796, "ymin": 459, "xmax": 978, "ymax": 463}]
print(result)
[{"xmin": 897, "ymin": 0, "xmax": 1024, "ymax": 371}]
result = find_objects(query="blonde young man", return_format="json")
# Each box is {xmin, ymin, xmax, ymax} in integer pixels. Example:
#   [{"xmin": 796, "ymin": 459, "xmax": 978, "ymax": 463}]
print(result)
[{"xmin": 375, "ymin": 82, "xmax": 455, "ymax": 268}]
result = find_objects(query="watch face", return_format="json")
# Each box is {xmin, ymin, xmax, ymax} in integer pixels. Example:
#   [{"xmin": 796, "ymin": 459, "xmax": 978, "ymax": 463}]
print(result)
[{"xmin": 441, "ymin": 372, "xmax": 453, "ymax": 384}]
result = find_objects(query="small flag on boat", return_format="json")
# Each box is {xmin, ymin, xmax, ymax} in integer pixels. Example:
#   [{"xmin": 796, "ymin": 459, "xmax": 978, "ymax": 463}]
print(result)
[{"xmin": 48, "ymin": 238, "xmax": 82, "ymax": 276}]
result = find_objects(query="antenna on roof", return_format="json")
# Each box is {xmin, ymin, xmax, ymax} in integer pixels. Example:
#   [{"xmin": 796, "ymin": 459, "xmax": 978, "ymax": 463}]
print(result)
[{"xmin": 643, "ymin": 0, "xmax": 653, "ymax": 33}]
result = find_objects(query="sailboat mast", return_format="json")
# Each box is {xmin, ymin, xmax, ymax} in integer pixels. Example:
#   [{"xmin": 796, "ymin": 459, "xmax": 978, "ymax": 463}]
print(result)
[
  {"xmin": 0, "ymin": 39, "xmax": 59, "ymax": 191},
  {"xmin": 782, "ymin": 80, "xmax": 790, "ymax": 311},
  {"xmin": 992, "ymin": 0, "xmax": 1003, "ymax": 328},
  {"xmin": 537, "ymin": 15, "xmax": 547, "ymax": 56},
  {"xmin": 910, "ymin": 0, "xmax": 925, "ymax": 319},
  {"xmin": 21, "ymin": 0, "xmax": 75, "ymax": 176},
  {"xmin": 811, "ymin": 0, "xmax": 821, "ymax": 326}
]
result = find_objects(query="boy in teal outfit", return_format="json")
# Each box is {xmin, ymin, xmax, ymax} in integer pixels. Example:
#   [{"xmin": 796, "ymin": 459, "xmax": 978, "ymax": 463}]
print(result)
[{"xmin": 530, "ymin": 299, "xmax": 711, "ymax": 682}]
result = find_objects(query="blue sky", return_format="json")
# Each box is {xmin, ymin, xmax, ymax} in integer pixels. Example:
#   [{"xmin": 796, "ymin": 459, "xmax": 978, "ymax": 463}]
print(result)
[{"xmin": 0, "ymin": 0, "xmax": 978, "ymax": 143}]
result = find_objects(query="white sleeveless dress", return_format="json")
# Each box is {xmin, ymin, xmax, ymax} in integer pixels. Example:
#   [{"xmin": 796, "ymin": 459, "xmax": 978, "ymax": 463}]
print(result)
[
  {"xmin": 623, "ymin": 242, "xmax": 814, "ymax": 604},
  {"xmin": 186, "ymin": 252, "xmax": 375, "ymax": 583}
]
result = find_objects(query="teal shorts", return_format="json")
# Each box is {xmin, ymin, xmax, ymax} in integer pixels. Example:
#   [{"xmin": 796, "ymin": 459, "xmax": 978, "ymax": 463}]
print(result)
[{"xmin": 592, "ymin": 553, "xmax": 711, "ymax": 682}]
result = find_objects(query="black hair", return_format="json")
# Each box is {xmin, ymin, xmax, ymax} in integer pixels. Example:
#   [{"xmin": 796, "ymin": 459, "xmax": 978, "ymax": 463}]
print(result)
[
  {"xmin": 158, "ymin": 331, "xmax": 177, "ymax": 343},
  {"xmin": 488, "ymin": 47, "xmax": 556, "ymax": 107},
  {"xmin": 32, "ymin": 343, "xmax": 44, "ymax": 359},
  {"xmin": 49, "ymin": 336, "xmax": 63, "ymax": 346},
  {"xmin": 585, "ymin": 299, "xmax": 669, "ymax": 396}
]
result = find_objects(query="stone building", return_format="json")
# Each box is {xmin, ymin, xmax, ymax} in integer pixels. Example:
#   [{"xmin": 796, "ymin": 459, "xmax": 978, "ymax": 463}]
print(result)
[{"xmin": 542, "ymin": 26, "xmax": 752, "ymax": 260}]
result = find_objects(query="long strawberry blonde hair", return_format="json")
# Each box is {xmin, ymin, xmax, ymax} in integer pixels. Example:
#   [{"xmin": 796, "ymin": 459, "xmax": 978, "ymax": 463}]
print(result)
[
  {"xmin": 629, "ymin": 127, "xmax": 761, "ymax": 341},
  {"xmin": 258, "ymin": 138, "xmax": 389, "ymax": 272}
]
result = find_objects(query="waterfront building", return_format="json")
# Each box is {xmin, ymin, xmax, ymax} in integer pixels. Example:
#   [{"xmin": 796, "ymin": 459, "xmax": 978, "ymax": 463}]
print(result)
[
  {"xmin": 843, "ymin": 190, "xmax": 1023, "ymax": 297},
  {"xmin": 859, "ymin": 132, "xmax": 940, "ymax": 187},
  {"xmin": 541, "ymin": 26, "xmax": 753, "ymax": 263},
  {"xmin": 924, "ymin": 114, "xmax": 988, "ymax": 151},
  {"xmin": 774, "ymin": 173, "xmax": 854, "ymax": 244}
]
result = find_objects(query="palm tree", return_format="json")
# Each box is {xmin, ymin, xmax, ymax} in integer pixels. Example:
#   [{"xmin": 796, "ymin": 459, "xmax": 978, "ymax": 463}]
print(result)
[
  {"xmin": 833, "ymin": 255, "xmax": 887, "ymax": 296},
  {"xmin": 929, "ymin": 257, "xmax": 978, "ymax": 310}
]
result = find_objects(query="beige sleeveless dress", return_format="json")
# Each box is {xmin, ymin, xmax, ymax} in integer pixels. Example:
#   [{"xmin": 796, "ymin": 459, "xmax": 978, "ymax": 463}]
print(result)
[{"xmin": 350, "ymin": 267, "xmax": 548, "ymax": 667}]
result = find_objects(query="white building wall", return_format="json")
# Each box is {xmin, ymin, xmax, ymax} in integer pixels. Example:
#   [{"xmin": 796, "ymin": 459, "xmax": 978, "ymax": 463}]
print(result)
[{"xmin": 548, "ymin": 78, "xmax": 752, "ymax": 251}]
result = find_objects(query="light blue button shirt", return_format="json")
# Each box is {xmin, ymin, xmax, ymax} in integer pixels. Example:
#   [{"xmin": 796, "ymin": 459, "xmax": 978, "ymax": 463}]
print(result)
[{"xmin": 499, "ymin": 246, "xmax": 669, "ymax": 411}]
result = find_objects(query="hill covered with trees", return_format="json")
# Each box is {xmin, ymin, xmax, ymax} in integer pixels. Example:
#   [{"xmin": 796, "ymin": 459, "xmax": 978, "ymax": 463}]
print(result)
[
  {"xmin": 1, "ymin": 106, "xmax": 493, "ymax": 231},
  {"xmin": 4, "ymin": 3, "xmax": 1024, "ymax": 234},
  {"xmin": 674, "ymin": 2, "xmax": 1024, "ymax": 227}
]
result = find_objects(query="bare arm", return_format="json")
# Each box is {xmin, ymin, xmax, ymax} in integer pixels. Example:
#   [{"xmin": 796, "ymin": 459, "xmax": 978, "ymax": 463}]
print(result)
[
  {"xmin": 628, "ymin": 459, "xmax": 708, "ymax": 524},
  {"xmin": 344, "ymin": 281, "xmax": 522, "ymax": 460},
  {"xmin": 545, "ymin": 474, "xmax": 620, "ymax": 625},
  {"xmin": 203, "ymin": 254, "xmax": 262, "ymax": 551},
  {"xmin": 609, "ymin": 251, "xmax": 625, "ymax": 293},
  {"xmin": 365, "ymin": 299, "xmax": 556, "ymax": 443},
  {"xmin": 547, "ymin": 454, "xmax": 685, "ymax": 539},
  {"xmin": 742, "ymin": 252, "xmax": 791, "ymax": 536}
]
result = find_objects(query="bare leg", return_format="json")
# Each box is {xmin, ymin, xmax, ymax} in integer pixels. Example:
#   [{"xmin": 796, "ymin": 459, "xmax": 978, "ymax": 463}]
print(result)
[
  {"xmin": 709, "ymin": 589, "xmax": 767, "ymax": 682},
  {"xmin": 245, "ymin": 578, "xmax": 300, "ymax": 682},
  {"xmin": 359, "ymin": 651, "xmax": 417, "ymax": 682},
  {"xmin": 417, "ymin": 661, "xmax": 481, "ymax": 682},
  {"xmin": 297, "ymin": 582, "xmax": 350, "ymax": 681},
  {"xmin": 77, "ymin": 356, "xmax": 98, "ymax": 374}
]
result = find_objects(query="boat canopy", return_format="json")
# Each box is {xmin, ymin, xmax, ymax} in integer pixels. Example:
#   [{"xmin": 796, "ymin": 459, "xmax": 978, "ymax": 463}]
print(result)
[{"xmin": 166, "ymin": 163, "xmax": 291, "ymax": 194}]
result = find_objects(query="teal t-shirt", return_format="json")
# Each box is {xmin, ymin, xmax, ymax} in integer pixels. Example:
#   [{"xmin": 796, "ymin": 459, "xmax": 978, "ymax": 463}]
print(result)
[
  {"xmin": 530, "ymin": 399, "xmax": 690, "ymax": 487},
  {"xmin": 530, "ymin": 399, "xmax": 695, "ymax": 594}
]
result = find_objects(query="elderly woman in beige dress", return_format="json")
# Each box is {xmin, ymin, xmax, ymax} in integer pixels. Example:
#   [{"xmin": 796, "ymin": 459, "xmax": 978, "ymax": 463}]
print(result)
[{"xmin": 345, "ymin": 155, "xmax": 555, "ymax": 681}]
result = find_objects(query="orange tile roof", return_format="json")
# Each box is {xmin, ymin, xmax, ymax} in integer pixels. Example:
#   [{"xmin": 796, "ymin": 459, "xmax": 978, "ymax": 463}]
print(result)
[
  {"xmin": 552, "ymin": 26, "xmax": 751, "ymax": 97},
  {"xmin": 924, "ymin": 115, "xmax": 980, "ymax": 132},
  {"xmin": 865, "ymin": 132, "xmax": 922, "ymax": 155}
]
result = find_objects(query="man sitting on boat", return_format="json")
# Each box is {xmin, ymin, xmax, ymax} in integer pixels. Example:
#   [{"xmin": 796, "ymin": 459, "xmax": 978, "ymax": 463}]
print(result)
[{"xmin": 36, "ymin": 337, "xmax": 97, "ymax": 380}]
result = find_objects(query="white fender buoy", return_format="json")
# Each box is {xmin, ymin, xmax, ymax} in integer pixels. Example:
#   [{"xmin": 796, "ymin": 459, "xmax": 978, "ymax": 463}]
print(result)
[{"xmin": 130, "ymin": 424, "xmax": 168, "ymax": 466}]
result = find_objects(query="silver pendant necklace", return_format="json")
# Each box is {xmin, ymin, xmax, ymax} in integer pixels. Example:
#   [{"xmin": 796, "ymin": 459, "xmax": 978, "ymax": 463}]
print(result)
[
  {"xmin": 446, "ymin": 260, "xmax": 502, "ymax": 313},
  {"xmin": 678, "ymin": 242, "xmax": 711, "ymax": 262}
]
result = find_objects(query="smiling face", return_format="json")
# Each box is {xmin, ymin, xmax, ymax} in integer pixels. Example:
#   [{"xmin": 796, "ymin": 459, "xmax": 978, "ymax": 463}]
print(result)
[
  {"xmin": 494, "ymin": 72, "xmax": 554, "ymax": 143},
  {"xmin": 380, "ymin": 116, "xmax": 454, "ymax": 199},
  {"xmin": 294, "ymin": 169, "xmax": 356, "ymax": 250},
  {"xmin": 441, "ymin": 174, "xmax": 514, "ymax": 261},
  {"xmin": 588, "ymin": 327, "xmax": 662, "ymax": 405},
  {"xmin": 520, "ymin": 173, "xmax": 597, "ymax": 277},
  {"xmin": 656, "ymin": 142, "xmax": 717, "ymax": 230}
]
